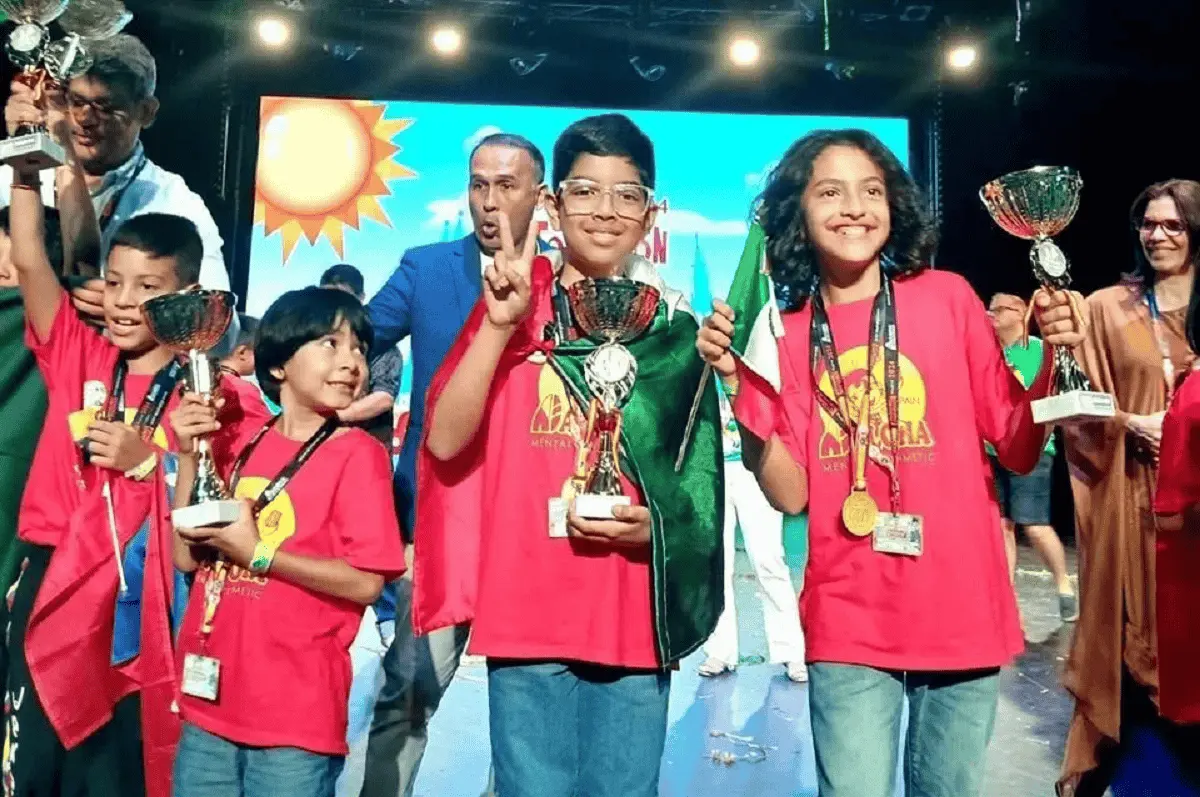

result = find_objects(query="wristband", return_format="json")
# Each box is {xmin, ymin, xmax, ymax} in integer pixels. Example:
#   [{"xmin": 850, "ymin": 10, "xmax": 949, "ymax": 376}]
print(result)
[
  {"xmin": 249, "ymin": 541, "xmax": 276, "ymax": 575},
  {"xmin": 124, "ymin": 452, "xmax": 158, "ymax": 481}
]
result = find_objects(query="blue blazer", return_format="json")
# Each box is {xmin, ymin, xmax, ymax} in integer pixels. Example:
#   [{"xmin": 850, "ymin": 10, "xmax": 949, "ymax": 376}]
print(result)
[{"xmin": 367, "ymin": 235, "xmax": 486, "ymax": 538}]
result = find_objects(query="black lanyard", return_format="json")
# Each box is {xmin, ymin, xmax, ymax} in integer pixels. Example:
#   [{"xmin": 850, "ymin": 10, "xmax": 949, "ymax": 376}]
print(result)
[
  {"xmin": 228, "ymin": 416, "xmax": 339, "ymax": 518},
  {"xmin": 809, "ymin": 276, "xmax": 902, "ymax": 512},
  {"xmin": 100, "ymin": 357, "xmax": 186, "ymax": 441},
  {"xmin": 96, "ymin": 151, "xmax": 150, "ymax": 234}
]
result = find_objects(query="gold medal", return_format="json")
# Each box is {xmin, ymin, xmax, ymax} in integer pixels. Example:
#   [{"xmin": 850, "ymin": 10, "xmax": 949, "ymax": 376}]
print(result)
[{"xmin": 842, "ymin": 489, "xmax": 878, "ymax": 537}]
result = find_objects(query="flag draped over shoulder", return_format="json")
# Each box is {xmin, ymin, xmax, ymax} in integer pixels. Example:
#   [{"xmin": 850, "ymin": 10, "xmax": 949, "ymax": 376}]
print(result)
[{"xmin": 412, "ymin": 255, "xmax": 724, "ymax": 663}]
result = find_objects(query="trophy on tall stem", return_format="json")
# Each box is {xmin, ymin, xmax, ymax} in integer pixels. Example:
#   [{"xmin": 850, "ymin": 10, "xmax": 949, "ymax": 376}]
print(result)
[
  {"xmin": 142, "ymin": 288, "xmax": 243, "ymax": 528},
  {"xmin": 564, "ymin": 278, "xmax": 660, "ymax": 519},
  {"xmin": 980, "ymin": 166, "xmax": 1115, "ymax": 424},
  {"xmin": 0, "ymin": 0, "xmax": 131, "ymax": 170}
]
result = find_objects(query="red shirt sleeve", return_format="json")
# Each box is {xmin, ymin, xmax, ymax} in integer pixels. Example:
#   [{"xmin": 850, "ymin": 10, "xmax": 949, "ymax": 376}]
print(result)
[
  {"xmin": 24, "ymin": 288, "xmax": 109, "ymax": 396},
  {"xmin": 210, "ymin": 376, "xmax": 275, "ymax": 475},
  {"xmin": 956, "ymin": 276, "xmax": 1048, "ymax": 475},
  {"xmin": 333, "ymin": 433, "xmax": 406, "ymax": 580},
  {"xmin": 1156, "ymin": 375, "xmax": 1200, "ymax": 516}
]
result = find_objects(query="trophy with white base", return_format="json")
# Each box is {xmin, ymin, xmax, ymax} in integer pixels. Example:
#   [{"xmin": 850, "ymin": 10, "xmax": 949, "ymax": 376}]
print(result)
[
  {"xmin": 565, "ymin": 278, "xmax": 660, "ymax": 519},
  {"xmin": 0, "ymin": 0, "xmax": 70, "ymax": 169},
  {"xmin": 142, "ymin": 288, "xmax": 243, "ymax": 528},
  {"xmin": 980, "ymin": 166, "xmax": 1115, "ymax": 424}
]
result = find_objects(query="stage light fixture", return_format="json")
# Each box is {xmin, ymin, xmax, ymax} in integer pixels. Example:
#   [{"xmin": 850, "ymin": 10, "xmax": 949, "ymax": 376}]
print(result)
[
  {"xmin": 629, "ymin": 56, "xmax": 666, "ymax": 82},
  {"xmin": 509, "ymin": 52, "xmax": 548, "ymax": 76},
  {"xmin": 728, "ymin": 35, "xmax": 761, "ymax": 68},
  {"xmin": 946, "ymin": 43, "xmax": 978, "ymax": 71},
  {"xmin": 256, "ymin": 16, "xmax": 291, "ymax": 48},
  {"xmin": 431, "ymin": 25, "xmax": 464, "ymax": 57}
]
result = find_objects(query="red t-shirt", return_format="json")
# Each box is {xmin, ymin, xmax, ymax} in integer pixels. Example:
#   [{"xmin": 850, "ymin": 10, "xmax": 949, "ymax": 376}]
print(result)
[
  {"xmin": 735, "ymin": 270, "xmax": 1038, "ymax": 671},
  {"xmin": 20, "ymin": 294, "xmax": 177, "ymax": 548},
  {"xmin": 465, "ymin": 323, "xmax": 658, "ymax": 669},
  {"xmin": 175, "ymin": 427, "xmax": 406, "ymax": 755},
  {"xmin": 1152, "ymin": 370, "xmax": 1200, "ymax": 723}
]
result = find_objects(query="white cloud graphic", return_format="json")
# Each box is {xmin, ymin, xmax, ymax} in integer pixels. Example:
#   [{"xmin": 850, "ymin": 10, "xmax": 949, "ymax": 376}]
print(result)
[
  {"xmin": 426, "ymin": 194, "xmax": 469, "ymax": 228},
  {"xmin": 745, "ymin": 159, "xmax": 779, "ymax": 189},
  {"xmin": 662, "ymin": 209, "xmax": 748, "ymax": 237},
  {"xmin": 463, "ymin": 125, "xmax": 503, "ymax": 154}
]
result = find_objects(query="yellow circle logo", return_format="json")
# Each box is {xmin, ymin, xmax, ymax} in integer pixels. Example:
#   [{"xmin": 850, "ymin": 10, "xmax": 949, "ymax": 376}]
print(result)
[{"xmin": 233, "ymin": 476, "xmax": 297, "ymax": 548}]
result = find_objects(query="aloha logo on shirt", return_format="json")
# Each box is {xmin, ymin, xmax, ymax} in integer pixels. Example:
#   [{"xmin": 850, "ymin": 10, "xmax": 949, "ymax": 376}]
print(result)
[
  {"xmin": 66, "ymin": 406, "xmax": 170, "ymax": 450},
  {"xmin": 529, "ymin": 364, "xmax": 584, "ymax": 450},
  {"xmin": 815, "ymin": 345, "xmax": 936, "ymax": 466}
]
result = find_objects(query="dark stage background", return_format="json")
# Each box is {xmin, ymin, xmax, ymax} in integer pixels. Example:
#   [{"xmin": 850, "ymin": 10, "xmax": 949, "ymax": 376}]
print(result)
[{"xmin": 11, "ymin": 0, "xmax": 1200, "ymax": 539}]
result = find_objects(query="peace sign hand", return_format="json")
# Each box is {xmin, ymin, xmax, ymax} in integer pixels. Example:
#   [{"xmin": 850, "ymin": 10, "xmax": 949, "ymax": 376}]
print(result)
[{"xmin": 482, "ymin": 212, "xmax": 539, "ymax": 330}]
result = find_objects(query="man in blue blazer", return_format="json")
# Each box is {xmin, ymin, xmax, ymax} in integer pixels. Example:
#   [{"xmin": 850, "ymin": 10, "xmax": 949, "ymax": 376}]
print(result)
[{"xmin": 360, "ymin": 133, "xmax": 546, "ymax": 797}]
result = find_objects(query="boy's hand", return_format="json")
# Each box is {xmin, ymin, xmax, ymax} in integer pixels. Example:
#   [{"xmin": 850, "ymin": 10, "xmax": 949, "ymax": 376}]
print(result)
[
  {"xmin": 567, "ymin": 503, "xmax": 651, "ymax": 547},
  {"xmin": 87, "ymin": 420, "xmax": 155, "ymax": 472},
  {"xmin": 482, "ymin": 212, "xmax": 538, "ymax": 330},
  {"xmin": 170, "ymin": 392, "xmax": 223, "ymax": 455},
  {"xmin": 177, "ymin": 500, "xmax": 258, "ymax": 569},
  {"xmin": 71, "ymin": 278, "xmax": 105, "ymax": 321}
]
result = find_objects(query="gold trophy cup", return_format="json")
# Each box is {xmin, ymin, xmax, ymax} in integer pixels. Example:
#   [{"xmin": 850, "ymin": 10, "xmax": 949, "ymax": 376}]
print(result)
[
  {"xmin": 564, "ymin": 278, "xmax": 660, "ymax": 519},
  {"xmin": 142, "ymin": 288, "xmax": 242, "ymax": 528}
]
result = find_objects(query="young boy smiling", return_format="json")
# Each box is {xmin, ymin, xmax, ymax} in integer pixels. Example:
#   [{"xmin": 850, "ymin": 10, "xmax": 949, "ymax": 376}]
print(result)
[
  {"xmin": 414, "ymin": 114, "xmax": 723, "ymax": 797},
  {"xmin": 7, "ymin": 154, "xmax": 209, "ymax": 797}
]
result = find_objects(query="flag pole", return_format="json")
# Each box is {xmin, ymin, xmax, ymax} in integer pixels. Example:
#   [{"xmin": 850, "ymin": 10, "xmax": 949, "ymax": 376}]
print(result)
[{"xmin": 674, "ymin": 362, "xmax": 712, "ymax": 472}]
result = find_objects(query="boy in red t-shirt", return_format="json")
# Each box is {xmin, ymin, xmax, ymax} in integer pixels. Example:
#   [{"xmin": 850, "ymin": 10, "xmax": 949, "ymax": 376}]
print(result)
[
  {"xmin": 413, "ymin": 114, "xmax": 722, "ymax": 797},
  {"xmin": 168, "ymin": 286, "xmax": 405, "ymax": 796},
  {"xmin": 5, "ymin": 164, "xmax": 219, "ymax": 796},
  {"xmin": 697, "ymin": 130, "xmax": 1086, "ymax": 797}
]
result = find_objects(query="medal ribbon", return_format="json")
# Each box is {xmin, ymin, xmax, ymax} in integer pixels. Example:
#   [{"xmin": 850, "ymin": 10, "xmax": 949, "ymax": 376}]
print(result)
[
  {"xmin": 99, "ymin": 357, "xmax": 186, "ymax": 442},
  {"xmin": 1145, "ymin": 290, "xmax": 1177, "ymax": 402},
  {"xmin": 198, "ymin": 415, "xmax": 339, "ymax": 638},
  {"xmin": 810, "ymin": 276, "xmax": 902, "ymax": 514}
]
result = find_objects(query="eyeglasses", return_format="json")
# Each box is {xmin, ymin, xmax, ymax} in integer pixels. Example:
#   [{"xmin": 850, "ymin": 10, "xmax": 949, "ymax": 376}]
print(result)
[
  {"xmin": 66, "ymin": 92, "xmax": 130, "ymax": 122},
  {"xmin": 1135, "ymin": 219, "xmax": 1187, "ymax": 237},
  {"xmin": 558, "ymin": 179, "xmax": 653, "ymax": 220}
]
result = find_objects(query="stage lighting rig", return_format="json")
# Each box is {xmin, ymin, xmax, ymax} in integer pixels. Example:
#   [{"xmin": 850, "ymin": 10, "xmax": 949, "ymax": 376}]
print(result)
[
  {"xmin": 509, "ymin": 53, "xmax": 548, "ymax": 76},
  {"xmin": 629, "ymin": 55, "xmax": 666, "ymax": 82}
]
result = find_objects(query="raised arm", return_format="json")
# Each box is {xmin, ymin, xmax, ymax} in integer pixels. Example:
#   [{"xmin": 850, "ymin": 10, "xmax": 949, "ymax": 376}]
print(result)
[{"xmin": 9, "ymin": 167, "xmax": 64, "ymax": 341}]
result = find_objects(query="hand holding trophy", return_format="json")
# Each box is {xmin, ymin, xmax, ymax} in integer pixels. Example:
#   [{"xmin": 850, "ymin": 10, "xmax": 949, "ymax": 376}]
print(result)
[
  {"xmin": 0, "ymin": 0, "xmax": 131, "ymax": 170},
  {"xmin": 980, "ymin": 166, "xmax": 1116, "ymax": 424},
  {"xmin": 564, "ymin": 278, "xmax": 660, "ymax": 519},
  {"xmin": 142, "ymin": 288, "xmax": 243, "ymax": 528}
]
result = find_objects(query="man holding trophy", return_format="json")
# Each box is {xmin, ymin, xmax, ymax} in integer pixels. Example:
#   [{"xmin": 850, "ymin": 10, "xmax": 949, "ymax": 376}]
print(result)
[{"xmin": 412, "ymin": 113, "xmax": 723, "ymax": 797}]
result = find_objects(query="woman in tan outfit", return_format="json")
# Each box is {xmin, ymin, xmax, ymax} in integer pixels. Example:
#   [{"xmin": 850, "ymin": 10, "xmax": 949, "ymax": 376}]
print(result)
[{"xmin": 1059, "ymin": 179, "xmax": 1200, "ymax": 796}]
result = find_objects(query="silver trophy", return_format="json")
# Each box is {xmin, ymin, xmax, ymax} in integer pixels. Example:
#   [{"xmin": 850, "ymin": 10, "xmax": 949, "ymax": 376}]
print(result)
[
  {"xmin": 142, "ymin": 288, "xmax": 242, "ymax": 528},
  {"xmin": 980, "ymin": 166, "xmax": 1115, "ymax": 424},
  {"xmin": 47, "ymin": 0, "xmax": 131, "ymax": 80},
  {"xmin": 564, "ymin": 278, "xmax": 660, "ymax": 519},
  {"xmin": 0, "ymin": 0, "xmax": 70, "ymax": 169}
]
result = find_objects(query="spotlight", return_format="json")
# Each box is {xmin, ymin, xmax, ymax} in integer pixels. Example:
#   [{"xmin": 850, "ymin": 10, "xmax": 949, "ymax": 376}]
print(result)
[
  {"xmin": 824, "ymin": 60, "xmax": 857, "ymax": 80},
  {"xmin": 629, "ymin": 56, "xmax": 666, "ymax": 82},
  {"xmin": 430, "ymin": 25, "xmax": 464, "ymax": 57},
  {"xmin": 728, "ymin": 35, "xmax": 761, "ymax": 68},
  {"xmin": 256, "ymin": 16, "xmax": 291, "ymax": 48},
  {"xmin": 945, "ymin": 43, "xmax": 978, "ymax": 71}
]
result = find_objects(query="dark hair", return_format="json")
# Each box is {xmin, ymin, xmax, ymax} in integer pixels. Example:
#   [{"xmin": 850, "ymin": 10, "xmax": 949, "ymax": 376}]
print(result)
[
  {"xmin": 0, "ymin": 206, "xmax": 64, "ymax": 273},
  {"xmin": 319, "ymin": 263, "xmax": 365, "ymax": 297},
  {"xmin": 757, "ymin": 129, "xmax": 936, "ymax": 311},
  {"xmin": 471, "ymin": 133, "xmax": 546, "ymax": 184},
  {"xmin": 110, "ymin": 213, "xmax": 203, "ymax": 286},
  {"xmin": 255, "ymin": 287, "xmax": 374, "ymax": 404},
  {"xmin": 85, "ymin": 34, "xmax": 156, "ymax": 102},
  {"xmin": 551, "ymin": 113, "xmax": 655, "ymax": 189},
  {"xmin": 235, "ymin": 313, "xmax": 258, "ymax": 349}
]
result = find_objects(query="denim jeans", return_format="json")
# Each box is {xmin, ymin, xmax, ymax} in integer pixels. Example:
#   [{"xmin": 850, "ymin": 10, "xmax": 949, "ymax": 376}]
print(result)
[
  {"xmin": 808, "ymin": 663, "xmax": 1000, "ymax": 797},
  {"xmin": 487, "ymin": 660, "xmax": 671, "ymax": 797},
  {"xmin": 173, "ymin": 723, "xmax": 344, "ymax": 797}
]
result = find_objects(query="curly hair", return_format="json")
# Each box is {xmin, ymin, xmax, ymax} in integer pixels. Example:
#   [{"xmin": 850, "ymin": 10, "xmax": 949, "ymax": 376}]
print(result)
[{"xmin": 756, "ymin": 129, "xmax": 937, "ymax": 311}]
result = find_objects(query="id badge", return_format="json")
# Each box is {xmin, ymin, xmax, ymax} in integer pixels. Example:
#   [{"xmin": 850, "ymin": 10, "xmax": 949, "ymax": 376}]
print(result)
[
  {"xmin": 181, "ymin": 653, "xmax": 221, "ymax": 701},
  {"xmin": 872, "ymin": 513, "xmax": 923, "ymax": 557},
  {"xmin": 548, "ymin": 497, "xmax": 568, "ymax": 539}
]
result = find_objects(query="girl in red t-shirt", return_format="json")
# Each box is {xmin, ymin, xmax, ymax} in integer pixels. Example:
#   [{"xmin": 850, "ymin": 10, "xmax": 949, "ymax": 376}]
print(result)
[
  {"xmin": 169, "ymin": 287, "xmax": 405, "ymax": 797},
  {"xmin": 697, "ymin": 130, "xmax": 1086, "ymax": 797}
]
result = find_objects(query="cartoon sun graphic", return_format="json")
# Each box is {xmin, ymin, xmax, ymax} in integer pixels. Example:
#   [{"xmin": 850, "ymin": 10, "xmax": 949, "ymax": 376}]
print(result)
[{"xmin": 254, "ymin": 98, "xmax": 417, "ymax": 263}]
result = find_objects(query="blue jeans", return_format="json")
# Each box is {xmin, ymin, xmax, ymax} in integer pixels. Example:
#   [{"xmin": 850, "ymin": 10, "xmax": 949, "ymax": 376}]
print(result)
[
  {"xmin": 173, "ymin": 723, "xmax": 345, "ymax": 797},
  {"xmin": 487, "ymin": 660, "xmax": 671, "ymax": 797},
  {"xmin": 808, "ymin": 663, "xmax": 1000, "ymax": 797}
]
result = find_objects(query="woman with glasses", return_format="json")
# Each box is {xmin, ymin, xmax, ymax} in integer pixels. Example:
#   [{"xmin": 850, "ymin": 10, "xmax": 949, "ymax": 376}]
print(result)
[{"xmin": 1058, "ymin": 179, "xmax": 1200, "ymax": 797}]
